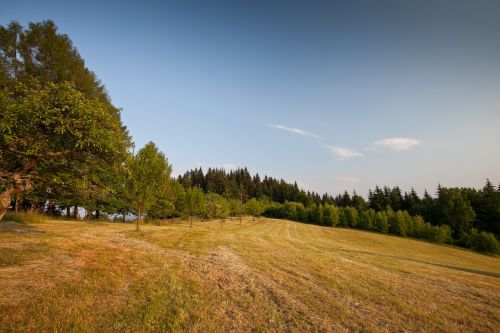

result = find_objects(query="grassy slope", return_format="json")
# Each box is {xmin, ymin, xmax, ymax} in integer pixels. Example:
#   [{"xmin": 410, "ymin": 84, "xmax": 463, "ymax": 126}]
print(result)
[{"xmin": 0, "ymin": 217, "xmax": 499, "ymax": 332}]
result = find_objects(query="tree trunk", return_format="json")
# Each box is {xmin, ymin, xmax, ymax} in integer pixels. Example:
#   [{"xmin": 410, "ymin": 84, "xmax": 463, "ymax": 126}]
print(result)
[
  {"xmin": 0, "ymin": 171, "xmax": 34, "ymax": 220},
  {"xmin": 240, "ymin": 193, "xmax": 243, "ymax": 225},
  {"xmin": 47, "ymin": 201, "xmax": 55, "ymax": 215},
  {"xmin": 0, "ymin": 187, "xmax": 21, "ymax": 221},
  {"xmin": 66, "ymin": 206, "xmax": 71, "ymax": 217},
  {"xmin": 136, "ymin": 209, "xmax": 141, "ymax": 231},
  {"xmin": 15, "ymin": 194, "xmax": 20, "ymax": 213},
  {"xmin": 73, "ymin": 205, "xmax": 78, "ymax": 218},
  {"xmin": 29, "ymin": 202, "xmax": 35, "ymax": 214},
  {"xmin": 95, "ymin": 210, "xmax": 100, "ymax": 219},
  {"xmin": 37, "ymin": 202, "xmax": 44, "ymax": 214}
]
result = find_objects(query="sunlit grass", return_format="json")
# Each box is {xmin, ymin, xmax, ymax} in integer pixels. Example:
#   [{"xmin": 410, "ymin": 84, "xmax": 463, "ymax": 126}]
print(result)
[{"xmin": 0, "ymin": 216, "xmax": 499, "ymax": 331}]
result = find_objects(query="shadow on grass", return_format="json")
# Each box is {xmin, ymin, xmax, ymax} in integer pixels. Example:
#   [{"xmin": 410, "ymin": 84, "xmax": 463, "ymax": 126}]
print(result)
[
  {"xmin": 0, "ymin": 221, "xmax": 44, "ymax": 234},
  {"xmin": 337, "ymin": 248, "xmax": 500, "ymax": 279}
]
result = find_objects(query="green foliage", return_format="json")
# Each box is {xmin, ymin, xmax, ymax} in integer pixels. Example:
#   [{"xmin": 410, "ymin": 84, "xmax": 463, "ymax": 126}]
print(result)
[
  {"xmin": 373, "ymin": 211, "xmax": 389, "ymax": 233},
  {"xmin": 204, "ymin": 192, "xmax": 229, "ymax": 221},
  {"xmin": 468, "ymin": 229, "xmax": 500, "ymax": 254},
  {"xmin": 227, "ymin": 198, "xmax": 242, "ymax": 217},
  {"xmin": 179, "ymin": 167, "xmax": 329, "ymax": 207},
  {"xmin": 389, "ymin": 211, "xmax": 408, "ymax": 236},
  {"xmin": 170, "ymin": 181, "xmax": 186, "ymax": 216},
  {"xmin": 358, "ymin": 209, "xmax": 376, "ymax": 231},
  {"xmin": 0, "ymin": 20, "xmax": 130, "ymax": 220},
  {"xmin": 341, "ymin": 207, "xmax": 359, "ymax": 228},
  {"xmin": 244, "ymin": 198, "xmax": 263, "ymax": 219},
  {"xmin": 183, "ymin": 187, "xmax": 205, "ymax": 218},
  {"xmin": 128, "ymin": 142, "xmax": 172, "ymax": 224},
  {"xmin": 437, "ymin": 188, "xmax": 476, "ymax": 238},
  {"xmin": 413, "ymin": 216, "xmax": 452, "ymax": 243},
  {"xmin": 307, "ymin": 204, "xmax": 323, "ymax": 224},
  {"xmin": 0, "ymin": 81, "xmax": 129, "ymax": 219},
  {"xmin": 282, "ymin": 201, "xmax": 298, "ymax": 220},
  {"xmin": 322, "ymin": 204, "xmax": 339, "ymax": 226},
  {"xmin": 148, "ymin": 199, "xmax": 175, "ymax": 220}
]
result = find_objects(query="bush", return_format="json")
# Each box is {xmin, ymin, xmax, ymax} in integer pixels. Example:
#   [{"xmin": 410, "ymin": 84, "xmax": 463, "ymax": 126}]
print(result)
[
  {"xmin": 431, "ymin": 225, "xmax": 452, "ymax": 244},
  {"xmin": 307, "ymin": 205, "xmax": 323, "ymax": 224},
  {"xmin": 263, "ymin": 203, "xmax": 284, "ymax": 219},
  {"xmin": 389, "ymin": 211, "xmax": 410, "ymax": 236},
  {"xmin": 322, "ymin": 204, "xmax": 339, "ymax": 226},
  {"xmin": 470, "ymin": 230, "xmax": 500, "ymax": 254},
  {"xmin": 358, "ymin": 209, "xmax": 376, "ymax": 231},
  {"xmin": 341, "ymin": 207, "xmax": 358, "ymax": 227},
  {"xmin": 373, "ymin": 211, "xmax": 389, "ymax": 233}
]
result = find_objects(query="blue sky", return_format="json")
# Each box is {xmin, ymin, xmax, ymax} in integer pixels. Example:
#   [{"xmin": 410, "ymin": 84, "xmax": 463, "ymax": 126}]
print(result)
[{"xmin": 2, "ymin": 0, "xmax": 500, "ymax": 196}]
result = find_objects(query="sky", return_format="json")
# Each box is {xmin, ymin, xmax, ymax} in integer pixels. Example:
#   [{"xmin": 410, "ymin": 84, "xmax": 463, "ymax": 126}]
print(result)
[{"xmin": 2, "ymin": 0, "xmax": 500, "ymax": 197}]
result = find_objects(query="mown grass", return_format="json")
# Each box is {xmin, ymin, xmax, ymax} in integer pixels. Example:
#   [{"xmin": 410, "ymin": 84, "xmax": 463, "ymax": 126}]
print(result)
[{"xmin": 0, "ymin": 215, "xmax": 499, "ymax": 332}]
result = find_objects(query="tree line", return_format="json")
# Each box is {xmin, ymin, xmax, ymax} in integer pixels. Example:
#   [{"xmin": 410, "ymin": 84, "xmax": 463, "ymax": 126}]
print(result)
[{"xmin": 1, "ymin": 21, "xmax": 498, "ymax": 254}]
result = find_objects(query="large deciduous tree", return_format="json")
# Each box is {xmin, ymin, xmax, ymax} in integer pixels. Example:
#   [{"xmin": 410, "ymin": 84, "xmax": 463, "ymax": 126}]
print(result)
[
  {"xmin": 1, "ymin": 20, "xmax": 131, "ymax": 220},
  {"xmin": 437, "ymin": 187, "xmax": 476, "ymax": 238},
  {"xmin": 0, "ymin": 81, "xmax": 128, "ymax": 220}
]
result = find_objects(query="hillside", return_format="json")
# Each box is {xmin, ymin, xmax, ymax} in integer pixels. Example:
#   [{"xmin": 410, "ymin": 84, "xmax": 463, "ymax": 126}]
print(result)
[{"xmin": 1, "ymin": 217, "xmax": 499, "ymax": 332}]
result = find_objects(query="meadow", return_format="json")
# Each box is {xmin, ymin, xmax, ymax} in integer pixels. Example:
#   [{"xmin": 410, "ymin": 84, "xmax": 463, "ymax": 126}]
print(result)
[{"xmin": 1, "ymin": 216, "xmax": 499, "ymax": 332}]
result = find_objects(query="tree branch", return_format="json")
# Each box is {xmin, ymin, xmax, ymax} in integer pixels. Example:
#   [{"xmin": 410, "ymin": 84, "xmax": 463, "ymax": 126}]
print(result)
[{"xmin": 8, "ymin": 147, "xmax": 72, "ymax": 158}]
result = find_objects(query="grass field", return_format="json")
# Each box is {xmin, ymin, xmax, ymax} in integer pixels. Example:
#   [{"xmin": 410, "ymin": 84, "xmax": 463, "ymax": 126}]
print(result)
[{"xmin": 0, "ymin": 216, "xmax": 499, "ymax": 332}]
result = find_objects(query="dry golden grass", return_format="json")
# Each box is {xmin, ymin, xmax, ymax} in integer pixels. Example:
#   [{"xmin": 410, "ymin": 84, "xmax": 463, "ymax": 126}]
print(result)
[{"xmin": 0, "ymin": 216, "xmax": 499, "ymax": 332}]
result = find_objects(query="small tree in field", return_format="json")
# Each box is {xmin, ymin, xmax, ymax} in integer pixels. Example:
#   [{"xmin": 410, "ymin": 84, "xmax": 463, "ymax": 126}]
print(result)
[
  {"xmin": 128, "ymin": 142, "xmax": 171, "ymax": 231},
  {"xmin": 245, "ymin": 198, "xmax": 263, "ymax": 221},
  {"xmin": 218, "ymin": 196, "xmax": 230, "ymax": 228},
  {"xmin": 205, "ymin": 193, "xmax": 230, "ymax": 228},
  {"xmin": 205, "ymin": 192, "xmax": 219, "ymax": 228},
  {"xmin": 183, "ymin": 186, "xmax": 205, "ymax": 228},
  {"xmin": 228, "ymin": 198, "xmax": 241, "ymax": 220}
]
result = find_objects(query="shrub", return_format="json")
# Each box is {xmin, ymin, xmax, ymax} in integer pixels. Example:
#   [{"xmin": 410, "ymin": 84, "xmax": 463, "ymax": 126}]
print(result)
[
  {"xmin": 374, "ymin": 211, "xmax": 389, "ymax": 233},
  {"xmin": 389, "ymin": 211, "xmax": 410, "ymax": 236},
  {"xmin": 470, "ymin": 230, "xmax": 500, "ymax": 254},
  {"xmin": 307, "ymin": 205, "xmax": 323, "ymax": 225},
  {"xmin": 282, "ymin": 201, "xmax": 298, "ymax": 220},
  {"xmin": 341, "ymin": 207, "xmax": 358, "ymax": 227},
  {"xmin": 322, "ymin": 204, "xmax": 339, "ymax": 226},
  {"xmin": 432, "ymin": 225, "xmax": 452, "ymax": 244},
  {"xmin": 358, "ymin": 209, "xmax": 376, "ymax": 231}
]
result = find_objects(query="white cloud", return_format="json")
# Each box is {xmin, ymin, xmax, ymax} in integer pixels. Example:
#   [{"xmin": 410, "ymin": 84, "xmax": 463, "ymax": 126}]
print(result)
[
  {"xmin": 267, "ymin": 124, "xmax": 320, "ymax": 139},
  {"xmin": 222, "ymin": 163, "xmax": 238, "ymax": 171},
  {"xmin": 326, "ymin": 146, "xmax": 363, "ymax": 160},
  {"xmin": 368, "ymin": 138, "xmax": 422, "ymax": 151},
  {"xmin": 340, "ymin": 176, "xmax": 360, "ymax": 184}
]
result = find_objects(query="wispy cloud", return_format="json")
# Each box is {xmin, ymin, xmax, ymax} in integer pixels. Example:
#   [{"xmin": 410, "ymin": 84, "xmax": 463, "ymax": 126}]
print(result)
[
  {"xmin": 326, "ymin": 146, "xmax": 363, "ymax": 160},
  {"xmin": 367, "ymin": 138, "xmax": 422, "ymax": 151},
  {"xmin": 339, "ymin": 176, "xmax": 360, "ymax": 184},
  {"xmin": 267, "ymin": 124, "xmax": 320, "ymax": 139},
  {"xmin": 222, "ymin": 163, "xmax": 238, "ymax": 171}
]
